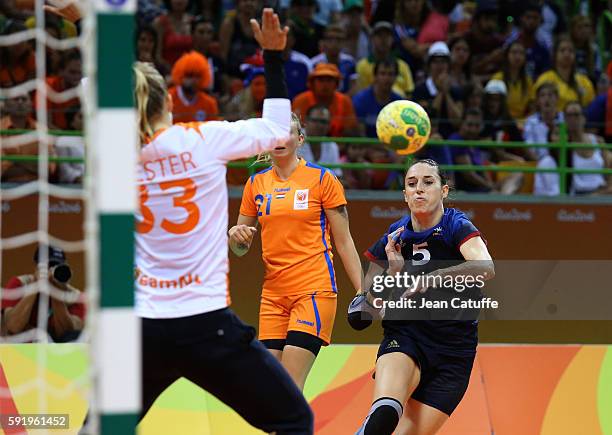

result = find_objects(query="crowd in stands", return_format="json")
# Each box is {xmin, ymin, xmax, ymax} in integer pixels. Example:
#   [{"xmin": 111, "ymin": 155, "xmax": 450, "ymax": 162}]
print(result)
[{"xmin": 1, "ymin": 0, "xmax": 611, "ymax": 194}]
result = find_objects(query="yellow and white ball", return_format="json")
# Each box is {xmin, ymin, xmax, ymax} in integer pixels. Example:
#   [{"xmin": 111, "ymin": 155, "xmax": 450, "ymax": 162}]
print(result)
[{"xmin": 376, "ymin": 100, "xmax": 431, "ymax": 155}]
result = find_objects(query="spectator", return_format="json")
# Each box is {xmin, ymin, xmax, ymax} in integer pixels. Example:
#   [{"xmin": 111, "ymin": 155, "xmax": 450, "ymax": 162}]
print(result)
[
  {"xmin": 504, "ymin": 3, "xmax": 551, "ymax": 80},
  {"xmin": 535, "ymin": 0, "xmax": 567, "ymax": 53},
  {"xmin": 448, "ymin": 36, "xmax": 472, "ymax": 97},
  {"xmin": 0, "ymin": 94, "xmax": 57, "ymax": 183},
  {"xmin": 0, "ymin": 20, "xmax": 36, "ymax": 88},
  {"xmin": 585, "ymin": 78, "xmax": 612, "ymax": 143},
  {"xmin": 169, "ymin": 51, "xmax": 218, "ymax": 123},
  {"xmin": 54, "ymin": 105, "xmax": 84, "ymax": 184},
  {"xmin": 40, "ymin": 14, "xmax": 70, "ymax": 77},
  {"xmin": 340, "ymin": 140, "xmax": 371, "ymax": 189},
  {"xmin": 392, "ymin": 0, "xmax": 431, "ymax": 74},
  {"xmin": 311, "ymin": 24, "xmax": 356, "ymax": 93},
  {"xmin": 463, "ymin": 80, "xmax": 484, "ymax": 112},
  {"xmin": 523, "ymin": 81, "xmax": 563, "ymax": 160},
  {"xmin": 292, "ymin": 63, "xmax": 358, "ymax": 136},
  {"xmin": 464, "ymin": 0, "xmax": 505, "ymax": 76},
  {"xmin": 137, "ymin": 0, "xmax": 165, "ymax": 26},
  {"xmin": 564, "ymin": 101, "xmax": 611, "ymax": 195},
  {"xmin": 355, "ymin": 21, "xmax": 414, "ymax": 98},
  {"xmin": 417, "ymin": 0, "xmax": 452, "ymax": 45},
  {"xmin": 283, "ymin": 25, "xmax": 313, "ymax": 100},
  {"xmin": 412, "ymin": 42, "xmax": 463, "ymax": 138},
  {"xmin": 1, "ymin": 246, "xmax": 85, "ymax": 342},
  {"xmin": 152, "ymin": 0, "xmax": 194, "ymax": 69},
  {"xmin": 298, "ymin": 105, "xmax": 342, "ymax": 176},
  {"xmin": 288, "ymin": 0, "xmax": 324, "ymax": 58},
  {"xmin": 534, "ymin": 35, "xmax": 595, "ymax": 111},
  {"xmin": 340, "ymin": 0, "xmax": 370, "ymax": 61},
  {"xmin": 450, "ymin": 108, "xmax": 521, "ymax": 193},
  {"xmin": 481, "ymin": 79, "xmax": 524, "ymax": 161},
  {"xmin": 535, "ymin": 101, "xmax": 611, "ymax": 195},
  {"xmin": 312, "ymin": 0, "xmax": 342, "ymax": 27},
  {"xmin": 569, "ymin": 15, "xmax": 601, "ymax": 83},
  {"xmin": 224, "ymin": 55, "xmax": 265, "ymax": 120},
  {"xmin": 135, "ymin": 25, "xmax": 169, "ymax": 78},
  {"xmin": 45, "ymin": 49, "xmax": 82, "ymax": 130},
  {"xmin": 192, "ymin": 0, "xmax": 223, "ymax": 32},
  {"xmin": 352, "ymin": 58, "xmax": 403, "ymax": 137},
  {"xmin": 218, "ymin": 0, "xmax": 260, "ymax": 77},
  {"xmin": 414, "ymin": 117, "xmax": 454, "ymax": 185},
  {"xmin": 0, "ymin": 0, "xmax": 32, "ymax": 21},
  {"xmin": 191, "ymin": 16, "xmax": 227, "ymax": 98},
  {"xmin": 492, "ymin": 40, "xmax": 535, "ymax": 120},
  {"xmin": 366, "ymin": 144, "xmax": 404, "ymax": 189}
]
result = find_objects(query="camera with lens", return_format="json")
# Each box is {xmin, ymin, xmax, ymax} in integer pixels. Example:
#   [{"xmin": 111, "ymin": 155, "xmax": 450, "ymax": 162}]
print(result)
[
  {"xmin": 34, "ymin": 245, "xmax": 72, "ymax": 285},
  {"xmin": 49, "ymin": 263, "xmax": 72, "ymax": 284}
]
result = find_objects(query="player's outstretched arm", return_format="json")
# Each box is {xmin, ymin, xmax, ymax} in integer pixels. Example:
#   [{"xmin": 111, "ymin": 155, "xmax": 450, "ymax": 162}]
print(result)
[{"xmin": 201, "ymin": 9, "xmax": 292, "ymax": 162}]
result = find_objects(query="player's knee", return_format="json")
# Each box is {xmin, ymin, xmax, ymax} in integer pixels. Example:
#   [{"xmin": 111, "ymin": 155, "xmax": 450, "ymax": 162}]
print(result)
[{"xmin": 358, "ymin": 397, "xmax": 403, "ymax": 435}]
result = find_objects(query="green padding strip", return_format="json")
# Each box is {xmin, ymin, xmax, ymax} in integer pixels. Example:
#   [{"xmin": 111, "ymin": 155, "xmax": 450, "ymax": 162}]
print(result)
[{"xmin": 597, "ymin": 347, "xmax": 612, "ymax": 435}]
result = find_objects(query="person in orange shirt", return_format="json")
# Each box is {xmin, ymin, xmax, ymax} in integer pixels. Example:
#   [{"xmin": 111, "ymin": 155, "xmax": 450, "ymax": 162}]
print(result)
[
  {"xmin": 292, "ymin": 63, "xmax": 358, "ymax": 136},
  {"xmin": 46, "ymin": 49, "xmax": 82, "ymax": 130},
  {"xmin": 0, "ymin": 20, "xmax": 36, "ymax": 88},
  {"xmin": 229, "ymin": 113, "xmax": 363, "ymax": 390},
  {"xmin": 169, "ymin": 51, "xmax": 220, "ymax": 123}
]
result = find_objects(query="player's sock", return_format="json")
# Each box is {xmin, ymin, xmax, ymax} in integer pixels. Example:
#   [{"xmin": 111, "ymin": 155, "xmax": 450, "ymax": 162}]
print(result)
[{"xmin": 355, "ymin": 396, "xmax": 403, "ymax": 435}]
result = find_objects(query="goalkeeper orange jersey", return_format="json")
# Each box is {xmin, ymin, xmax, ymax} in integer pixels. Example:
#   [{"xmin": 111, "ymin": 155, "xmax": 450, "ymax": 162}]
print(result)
[{"xmin": 240, "ymin": 158, "xmax": 346, "ymax": 294}]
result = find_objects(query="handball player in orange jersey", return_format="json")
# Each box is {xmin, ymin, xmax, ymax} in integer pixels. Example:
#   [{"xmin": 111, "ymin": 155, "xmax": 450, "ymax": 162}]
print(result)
[{"xmin": 229, "ymin": 116, "xmax": 363, "ymax": 390}]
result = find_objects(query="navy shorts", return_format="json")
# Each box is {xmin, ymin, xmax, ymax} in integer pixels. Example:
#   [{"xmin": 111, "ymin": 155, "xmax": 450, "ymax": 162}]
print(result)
[{"xmin": 377, "ymin": 331, "xmax": 476, "ymax": 416}]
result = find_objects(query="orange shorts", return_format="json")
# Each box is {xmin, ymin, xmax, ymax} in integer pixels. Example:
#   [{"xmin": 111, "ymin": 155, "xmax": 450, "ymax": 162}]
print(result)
[{"xmin": 259, "ymin": 290, "xmax": 337, "ymax": 345}]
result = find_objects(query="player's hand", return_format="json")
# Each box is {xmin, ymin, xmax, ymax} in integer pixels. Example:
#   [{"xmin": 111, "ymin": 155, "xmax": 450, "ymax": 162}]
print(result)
[
  {"xmin": 347, "ymin": 291, "xmax": 384, "ymax": 331},
  {"xmin": 44, "ymin": 0, "xmax": 82, "ymax": 23},
  {"xmin": 250, "ymin": 8, "xmax": 289, "ymax": 51},
  {"xmin": 229, "ymin": 224, "xmax": 257, "ymax": 249},
  {"xmin": 385, "ymin": 226, "xmax": 405, "ymax": 275}
]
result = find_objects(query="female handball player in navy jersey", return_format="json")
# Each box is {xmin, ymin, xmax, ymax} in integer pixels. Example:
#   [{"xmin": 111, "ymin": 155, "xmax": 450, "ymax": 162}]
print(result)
[{"xmin": 349, "ymin": 159, "xmax": 495, "ymax": 435}]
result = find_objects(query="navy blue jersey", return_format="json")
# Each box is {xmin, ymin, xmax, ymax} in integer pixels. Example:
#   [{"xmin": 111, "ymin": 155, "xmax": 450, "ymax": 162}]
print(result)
[{"xmin": 365, "ymin": 208, "xmax": 482, "ymax": 352}]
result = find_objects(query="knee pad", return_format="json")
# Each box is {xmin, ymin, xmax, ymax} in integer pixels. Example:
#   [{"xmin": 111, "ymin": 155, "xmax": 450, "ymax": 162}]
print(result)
[
  {"xmin": 356, "ymin": 397, "xmax": 403, "ymax": 435},
  {"xmin": 286, "ymin": 330, "xmax": 324, "ymax": 356}
]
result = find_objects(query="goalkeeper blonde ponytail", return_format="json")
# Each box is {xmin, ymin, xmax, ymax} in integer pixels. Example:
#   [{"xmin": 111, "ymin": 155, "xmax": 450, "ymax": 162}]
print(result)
[{"xmin": 133, "ymin": 62, "xmax": 167, "ymax": 145}]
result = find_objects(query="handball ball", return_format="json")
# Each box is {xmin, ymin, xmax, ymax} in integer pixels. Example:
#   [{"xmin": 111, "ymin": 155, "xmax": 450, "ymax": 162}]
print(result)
[{"xmin": 376, "ymin": 100, "xmax": 431, "ymax": 155}]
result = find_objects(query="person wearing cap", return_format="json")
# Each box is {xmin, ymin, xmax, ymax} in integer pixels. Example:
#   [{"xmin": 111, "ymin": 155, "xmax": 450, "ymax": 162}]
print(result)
[
  {"xmin": 503, "ymin": 3, "xmax": 551, "ymax": 80},
  {"xmin": 292, "ymin": 62, "xmax": 358, "ymax": 136},
  {"xmin": 481, "ymin": 79, "xmax": 525, "ymax": 163},
  {"xmin": 288, "ymin": 0, "xmax": 325, "ymax": 57},
  {"xmin": 311, "ymin": 24, "xmax": 357, "ymax": 93},
  {"xmin": 352, "ymin": 58, "xmax": 403, "ymax": 138},
  {"xmin": 412, "ymin": 41, "xmax": 463, "ymax": 138},
  {"xmin": 169, "ymin": 51, "xmax": 220, "ymax": 124},
  {"xmin": 1, "ymin": 246, "xmax": 85, "ymax": 342},
  {"xmin": 340, "ymin": 0, "xmax": 370, "ymax": 61},
  {"xmin": 464, "ymin": 0, "xmax": 505, "ymax": 76},
  {"xmin": 355, "ymin": 21, "xmax": 414, "ymax": 98},
  {"xmin": 492, "ymin": 40, "xmax": 535, "ymax": 120},
  {"xmin": 224, "ymin": 51, "xmax": 267, "ymax": 121}
]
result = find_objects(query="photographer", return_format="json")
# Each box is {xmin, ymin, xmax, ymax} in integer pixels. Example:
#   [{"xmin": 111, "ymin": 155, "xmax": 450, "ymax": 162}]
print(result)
[{"xmin": 1, "ymin": 246, "xmax": 85, "ymax": 342}]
